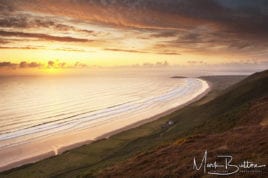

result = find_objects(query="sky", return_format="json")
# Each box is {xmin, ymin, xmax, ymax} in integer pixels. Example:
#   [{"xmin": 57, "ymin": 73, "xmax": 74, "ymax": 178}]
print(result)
[{"xmin": 0, "ymin": 0, "xmax": 268, "ymax": 75}]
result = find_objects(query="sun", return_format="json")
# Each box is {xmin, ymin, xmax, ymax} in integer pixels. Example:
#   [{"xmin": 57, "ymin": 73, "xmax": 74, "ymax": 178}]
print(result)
[{"xmin": 40, "ymin": 67, "xmax": 65, "ymax": 75}]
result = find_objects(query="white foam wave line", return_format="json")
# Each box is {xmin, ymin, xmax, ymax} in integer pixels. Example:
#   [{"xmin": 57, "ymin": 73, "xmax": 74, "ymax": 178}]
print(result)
[
  {"xmin": 0, "ymin": 80, "xmax": 173, "ymax": 119},
  {"xmin": 0, "ymin": 98, "xmax": 140, "ymax": 129},
  {"xmin": 0, "ymin": 100, "xmax": 139, "ymax": 135},
  {"xmin": 0, "ymin": 83, "xmax": 173, "ymax": 125},
  {"xmin": 0, "ymin": 80, "xmax": 181, "ymax": 129},
  {"xmin": 0, "ymin": 79, "xmax": 159, "ymax": 112}
]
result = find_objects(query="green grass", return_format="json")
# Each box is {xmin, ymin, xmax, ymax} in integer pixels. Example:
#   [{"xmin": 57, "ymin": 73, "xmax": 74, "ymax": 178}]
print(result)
[{"xmin": 2, "ymin": 73, "xmax": 266, "ymax": 178}]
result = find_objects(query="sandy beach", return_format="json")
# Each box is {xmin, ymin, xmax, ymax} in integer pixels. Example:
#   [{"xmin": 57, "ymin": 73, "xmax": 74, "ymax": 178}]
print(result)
[{"xmin": 0, "ymin": 78, "xmax": 210, "ymax": 172}]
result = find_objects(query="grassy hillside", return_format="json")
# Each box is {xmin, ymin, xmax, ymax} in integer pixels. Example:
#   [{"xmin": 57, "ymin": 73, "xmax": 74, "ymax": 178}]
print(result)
[
  {"xmin": 1, "ymin": 74, "xmax": 263, "ymax": 178},
  {"xmin": 98, "ymin": 70, "xmax": 268, "ymax": 177}
]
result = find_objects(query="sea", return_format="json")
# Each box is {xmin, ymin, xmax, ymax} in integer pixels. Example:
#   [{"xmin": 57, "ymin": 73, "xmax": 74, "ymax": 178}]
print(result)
[{"xmin": 0, "ymin": 68, "xmax": 210, "ymax": 170}]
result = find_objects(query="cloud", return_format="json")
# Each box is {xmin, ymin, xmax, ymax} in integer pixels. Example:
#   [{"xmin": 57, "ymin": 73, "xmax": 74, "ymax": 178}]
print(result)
[
  {"xmin": 47, "ymin": 60, "xmax": 88, "ymax": 68},
  {"xmin": 0, "ymin": 16, "xmax": 30, "ymax": 28},
  {"xmin": 7, "ymin": 0, "xmax": 267, "ymax": 34},
  {"xmin": 0, "ymin": 15, "xmax": 97, "ymax": 36},
  {"xmin": 19, "ymin": 61, "xmax": 42, "ymax": 68},
  {"xmin": 0, "ymin": 60, "xmax": 89, "ymax": 69},
  {"xmin": 0, "ymin": 39, "xmax": 9, "ymax": 44},
  {"xmin": 0, "ymin": 62, "xmax": 17, "ymax": 69},
  {"xmin": 152, "ymin": 27, "xmax": 268, "ymax": 55},
  {"xmin": 157, "ymin": 51, "xmax": 181, "ymax": 55},
  {"xmin": 53, "ymin": 48, "xmax": 89, "ymax": 52},
  {"xmin": 0, "ymin": 46, "xmax": 39, "ymax": 50},
  {"xmin": 150, "ymin": 30, "xmax": 178, "ymax": 38},
  {"xmin": 187, "ymin": 60, "xmax": 206, "ymax": 65},
  {"xmin": 0, "ymin": 61, "xmax": 42, "ymax": 69},
  {"xmin": 0, "ymin": 1, "xmax": 14, "ymax": 14},
  {"xmin": 105, "ymin": 47, "xmax": 181, "ymax": 55},
  {"xmin": 47, "ymin": 61, "xmax": 54, "ymax": 67},
  {"xmin": 0, "ymin": 45, "xmax": 94, "ymax": 52},
  {"xmin": 74, "ymin": 62, "xmax": 88, "ymax": 68},
  {"xmin": 0, "ymin": 0, "xmax": 267, "ymax": 58},
  {"xmin": 142, "ymin": 61, "xmax": 169, "ymax": 68},
  {"xmin": 104, "ymin": 48, "xmax": 148, "ymax": 54},
  {"xmin": 0, "ymin": 30, "xmax": 90, "ymax": 43}
]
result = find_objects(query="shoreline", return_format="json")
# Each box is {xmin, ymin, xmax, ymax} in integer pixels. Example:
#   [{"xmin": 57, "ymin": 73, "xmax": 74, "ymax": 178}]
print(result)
[
  {"xmin": 0, "ymin": 79, "xmax": 210, "ymax": 172},
  {"xmin": 95, "ymin": 79, "xmax": 211, "ymax": 141}
]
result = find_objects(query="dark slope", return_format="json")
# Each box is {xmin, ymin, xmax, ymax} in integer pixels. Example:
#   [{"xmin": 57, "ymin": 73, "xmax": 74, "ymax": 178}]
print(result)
[{"xmin": 99, "ymin": 70, "xmax": 268, "ymax": 177}]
